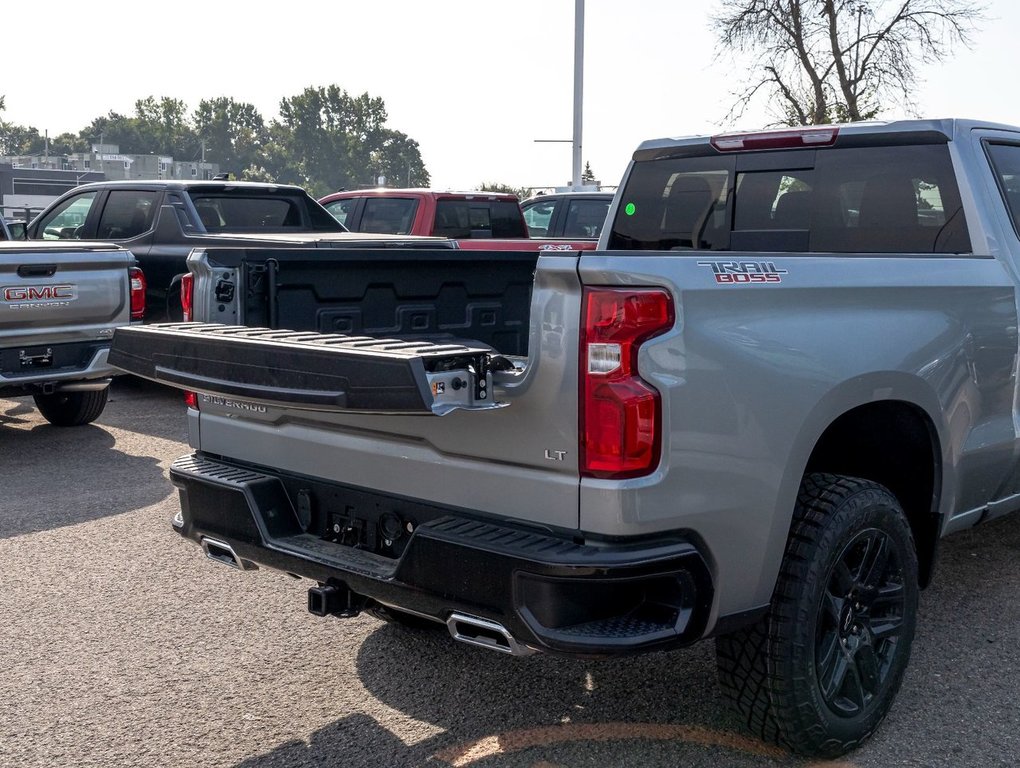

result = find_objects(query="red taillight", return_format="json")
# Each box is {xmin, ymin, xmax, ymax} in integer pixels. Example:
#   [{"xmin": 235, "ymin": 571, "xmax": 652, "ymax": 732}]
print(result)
[
  {"xmin": 184, "ymin": 391, "xmax": 199, "ymax": 409},
  {"xmin": 180, "ymin": 273, "xmax": 194, "ymax": 322},
  {"xmin": 580, "ymin": 288, "xmax": 674, "ymax": 479},
  {"xmin": 129, "ymin": 267, "xmax": 146, "ymax": 320},
  {"xmin": 710, "ymin": 126, "xmax": 839, "ymax": 152}
]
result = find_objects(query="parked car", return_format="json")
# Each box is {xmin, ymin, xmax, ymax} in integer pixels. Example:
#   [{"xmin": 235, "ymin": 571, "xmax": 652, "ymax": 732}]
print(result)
[
  {"xmin": 520, "ymin": 190, "xmax": 614, "ymax": 239},
  {"xmin": 0, "ymin": 218, "xmax": 27, "ymax": 241},
  {"xmin": 1, "ymin": 241, "xmax": 143, "ymax": 425},
  {"xmin": 318, "ymin": 188, "xmax": 596, "ymax": 251},
  {"xmin": 27, "ymin": 180, "xmax": 348, "ymax": 320}
]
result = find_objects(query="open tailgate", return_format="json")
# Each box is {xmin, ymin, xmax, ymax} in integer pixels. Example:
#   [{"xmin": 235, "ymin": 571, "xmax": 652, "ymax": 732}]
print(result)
[{"xmin": 109, "ymin": 322, "xmax": 502, "ymax": 415}]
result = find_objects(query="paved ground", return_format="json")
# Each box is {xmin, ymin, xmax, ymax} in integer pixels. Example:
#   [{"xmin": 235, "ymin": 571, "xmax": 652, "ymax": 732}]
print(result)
[{"xmin": 2, "ymin": 378, "xmax": 1019, "ymax": 768}]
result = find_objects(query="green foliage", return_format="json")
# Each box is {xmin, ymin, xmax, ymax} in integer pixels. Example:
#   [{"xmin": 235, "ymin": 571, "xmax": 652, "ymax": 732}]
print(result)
[
  {"xmin": 193, "ymin": 97, "xmax": 268, "ymax": 175},
  {"xmin": 479, "ymin": 182, "xmax": 529, "ymax": 199},
  {"xmin": 269, "ymin": 86, "xmax": 428, "ymax": 195},
  {"xmin": 581, "ymin": 161, "xmax": 596, "ymax": 184},
  {"xmin": 0, "ymin": 86, "xmax": 430, "ymax": 196}
]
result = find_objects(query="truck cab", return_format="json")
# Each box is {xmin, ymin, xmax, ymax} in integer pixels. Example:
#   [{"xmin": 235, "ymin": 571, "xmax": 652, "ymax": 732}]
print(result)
[
  {"xmin": 28, "ymin": 180, "xmax": 346, "ymax": 320},
  {"xmin": 318, "ymin": 188, "xmax": 597, "ymax": 251}
]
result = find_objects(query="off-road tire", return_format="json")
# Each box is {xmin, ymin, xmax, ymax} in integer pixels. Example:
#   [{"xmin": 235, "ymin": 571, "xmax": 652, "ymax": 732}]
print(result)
[
  {"xmin": 716, "ymin": 473, "xmax": 919, "ymax": 757},
  {"xmin": 34, "ymin": 387, "xmax": 110, "ymax": 427}
]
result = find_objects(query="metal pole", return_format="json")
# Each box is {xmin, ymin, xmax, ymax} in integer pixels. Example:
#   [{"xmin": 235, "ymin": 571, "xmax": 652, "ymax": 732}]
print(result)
[{"xmin": 572, "ymin": 0, "xmax": 584, "ymax": 190}]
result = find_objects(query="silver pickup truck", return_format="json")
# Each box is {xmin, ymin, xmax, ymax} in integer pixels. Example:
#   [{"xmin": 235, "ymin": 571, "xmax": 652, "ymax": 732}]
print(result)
[
  {"xmin": 1, "ymin": 241, "xmax": 143, "ymax": 425},
  {"xmin": 110, "ymin": 118, "xmax": 1020, "ymax": 757}
]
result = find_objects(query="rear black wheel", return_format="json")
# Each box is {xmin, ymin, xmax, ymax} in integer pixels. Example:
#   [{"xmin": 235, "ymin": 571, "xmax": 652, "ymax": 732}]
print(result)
[
  {"xmin": 34, "ymin": 387, "xmax": 110, "ymax": 427},
  {"xmin": 716, "ymin": 473, "xmax": 919, "ymax": 757}
]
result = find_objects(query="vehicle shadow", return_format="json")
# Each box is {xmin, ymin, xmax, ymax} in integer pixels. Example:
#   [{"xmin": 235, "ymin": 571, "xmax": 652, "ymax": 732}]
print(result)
[
  {"xmin": 227, "ymin": 518, "xmax": 1020, "ymax": 768},
  {"xmin": 231, "ymin": 626, "xmax": 807, "ymax": 768},
  {"xmin": 101, "ymin": 375, "xmax": 191, "ymax": 443},
  {"xmin": 0, "ymin": 381, "xmax": 178, "ymax": 538}
]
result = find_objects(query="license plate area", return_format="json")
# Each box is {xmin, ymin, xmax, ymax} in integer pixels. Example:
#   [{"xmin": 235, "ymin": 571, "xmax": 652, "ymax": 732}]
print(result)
[
  {"xmin": 279, "ymin": 475, "xmax": 461, "ymax": 561},
  {"xmin": 18, "ymin": 346, "xmax": 53, "ymax": 369}
]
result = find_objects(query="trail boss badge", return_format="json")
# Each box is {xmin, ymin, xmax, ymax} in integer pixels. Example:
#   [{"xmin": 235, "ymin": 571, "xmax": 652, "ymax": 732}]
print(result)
[{"xmin": 697, "ymin": 261, "xmax": 787, "ymax": 284}]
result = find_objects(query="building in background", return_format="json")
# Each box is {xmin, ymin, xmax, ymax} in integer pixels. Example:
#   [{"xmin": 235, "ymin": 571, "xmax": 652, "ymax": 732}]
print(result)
[
  {"xmin": 0, "ymin": 163, "xmax": 104, "ymax": 220},
  {"xmin": 64, "ymin": 144, "xmax": 219, "ymax": 181},
  {"xmin": 1, "ymin": 144, "xmax": 220, "ymax": 214}
]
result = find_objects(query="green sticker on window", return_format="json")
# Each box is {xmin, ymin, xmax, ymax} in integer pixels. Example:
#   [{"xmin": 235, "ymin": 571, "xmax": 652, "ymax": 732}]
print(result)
[{"xmin": 624, "ymin": 202, "xmax": 636, "ymax": 216}]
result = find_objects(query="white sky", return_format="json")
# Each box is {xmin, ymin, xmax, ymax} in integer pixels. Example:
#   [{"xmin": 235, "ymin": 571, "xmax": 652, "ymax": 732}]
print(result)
[{"xmin": 3, "ymin": 0, "xmax": 1018, "ymax": 191}]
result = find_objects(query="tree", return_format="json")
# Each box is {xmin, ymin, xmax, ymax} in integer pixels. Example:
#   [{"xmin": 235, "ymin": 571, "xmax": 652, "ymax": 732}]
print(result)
[
  {"xmin": 479, "ymin": 182, "xmax": 530, "ymax": 199},
  {"xmin": 0, "ymin": 95, "xmax": 46, "ymax": 156},
  {"xmin": 271, "ymin": 85, "xmax": 429, "ymax": 196},
  {"xmin": 371, "ymin": 130, "xmax": 429, "ymax": 188},
  {"xmin": 193, "ymin": 97, "xmax": 269, "ymax": 175},
  {"xmin": 581, "ymin": 161, "xmax": 597, "ymax": 185},
  {"xmin": 80, "ymin": 111, "xmax": 144, "ymax": 153},
  {"xmin": 712, "ymin": 0, "xmax": 983, "ymax": 126},
  {"xmin": 133, "ymin": 96, "xmax": 199, "ymax": 157},
  {"xmin": 1, "ymin": 86, "xmax": 429, "ymax": 196}
]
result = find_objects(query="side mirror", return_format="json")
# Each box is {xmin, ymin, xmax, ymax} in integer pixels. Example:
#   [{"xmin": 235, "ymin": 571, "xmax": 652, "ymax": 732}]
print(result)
[{"xmin": 9, "ymin": 222, "xmax": 27, "ymax": 240}]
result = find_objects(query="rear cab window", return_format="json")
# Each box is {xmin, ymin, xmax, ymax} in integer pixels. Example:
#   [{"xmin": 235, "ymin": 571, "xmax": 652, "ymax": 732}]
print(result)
[
  {"xmin": 190, "ymin": 195, "xmax": 303, "ymax": 231},
  {"xmin": 434, "ymin": 199, "xmax": 527, "ymax": 239},
  {"xmin": 609, "ymin": 143, "xmax": 971, "ymax": 254}
]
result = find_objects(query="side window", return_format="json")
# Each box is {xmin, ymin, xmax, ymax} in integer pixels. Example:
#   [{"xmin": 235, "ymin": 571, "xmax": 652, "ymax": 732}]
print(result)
[
  {"xmin": 96, "ymin": 190, "xmax": 159, "ymax": 240},
  {"xmin": 562, "ymin": 198, "xmax": 612, "ymax": 239},
  {"xmin": 359, "ymin": 198, "xmax": 417, "ymax": 234},
  {"xmin": 986, "ymin": 143, "xmax": 1020, "ymax": 238},
  {"xmin": 324, "ymin": 198, "xmax": 358, "ymax": 227},
  {"xmin": 810, "ymin": 145, "xmax": 969, "ymax": 253},
  {"xmin": 523, "ymin": 199, "xmax": 556, "ymax": 237},
  {"xmin": 35, "ymin": 192, "xmax": 98, "ymax": 240}
]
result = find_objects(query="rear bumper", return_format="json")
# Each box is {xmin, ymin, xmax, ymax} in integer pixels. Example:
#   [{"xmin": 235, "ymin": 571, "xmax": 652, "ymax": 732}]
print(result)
[
  {"xmin": 170, "ymin": 453, "xmax": 714, "ymax": 656},
  {"xmin": 0, "ymin": 342, "xmax": 114, "ymax": 395}
]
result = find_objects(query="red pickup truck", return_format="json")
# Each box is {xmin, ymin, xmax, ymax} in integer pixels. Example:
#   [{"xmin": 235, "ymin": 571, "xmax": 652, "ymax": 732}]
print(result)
[{"xmin": 318, "ymin": 189, "xmax": 595, "ymax": 251}]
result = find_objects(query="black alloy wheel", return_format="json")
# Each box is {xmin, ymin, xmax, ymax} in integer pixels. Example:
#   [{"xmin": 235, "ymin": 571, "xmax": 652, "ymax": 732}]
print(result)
[{"xmin": 815, "ymin": 528, "xmax": 907, "ymax": 718}]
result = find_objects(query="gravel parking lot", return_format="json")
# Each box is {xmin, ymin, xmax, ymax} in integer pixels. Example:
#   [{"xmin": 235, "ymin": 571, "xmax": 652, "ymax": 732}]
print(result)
[{"xmin": 2, "ymin": 378, "xmax": 1020, "ymax": 768}]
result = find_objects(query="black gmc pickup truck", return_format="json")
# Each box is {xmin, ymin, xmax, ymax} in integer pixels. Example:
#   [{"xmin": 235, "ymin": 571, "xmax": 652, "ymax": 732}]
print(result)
[{"xmin": 27, "ymin": 180, "xmax": 358, "ymax": 320}]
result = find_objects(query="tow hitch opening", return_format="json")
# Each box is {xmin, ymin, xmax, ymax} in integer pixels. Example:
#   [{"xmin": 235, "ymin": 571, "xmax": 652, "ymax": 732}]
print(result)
[{"xmin": 307, "ymin": 583, "xmax": 364, "ymax": 618}]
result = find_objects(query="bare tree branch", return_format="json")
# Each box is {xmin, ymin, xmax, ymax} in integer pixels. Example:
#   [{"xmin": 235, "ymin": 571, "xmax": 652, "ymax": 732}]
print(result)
[{"xmin": 712, "ymin": 0, "xmax": 985, "ymax": 126}]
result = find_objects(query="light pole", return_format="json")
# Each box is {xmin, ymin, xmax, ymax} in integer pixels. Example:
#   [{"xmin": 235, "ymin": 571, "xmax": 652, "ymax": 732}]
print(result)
[
  {"xmin": 571, "ymin": 0, "xmax": 584, "ymax": 190},
  {"xmin": 535, "ymin": 0, "xmax": 586, "ymax": 190}
]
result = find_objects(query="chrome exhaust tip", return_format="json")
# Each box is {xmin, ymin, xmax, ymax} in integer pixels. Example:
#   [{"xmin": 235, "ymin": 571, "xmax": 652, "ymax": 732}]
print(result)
[
  {"xmin": 446, "ymin": 612, "xmax": 534, "ymax": 656},
  {"xmin": 200, "ymin": 537, "xmax": 257, "ymax": 571}
]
